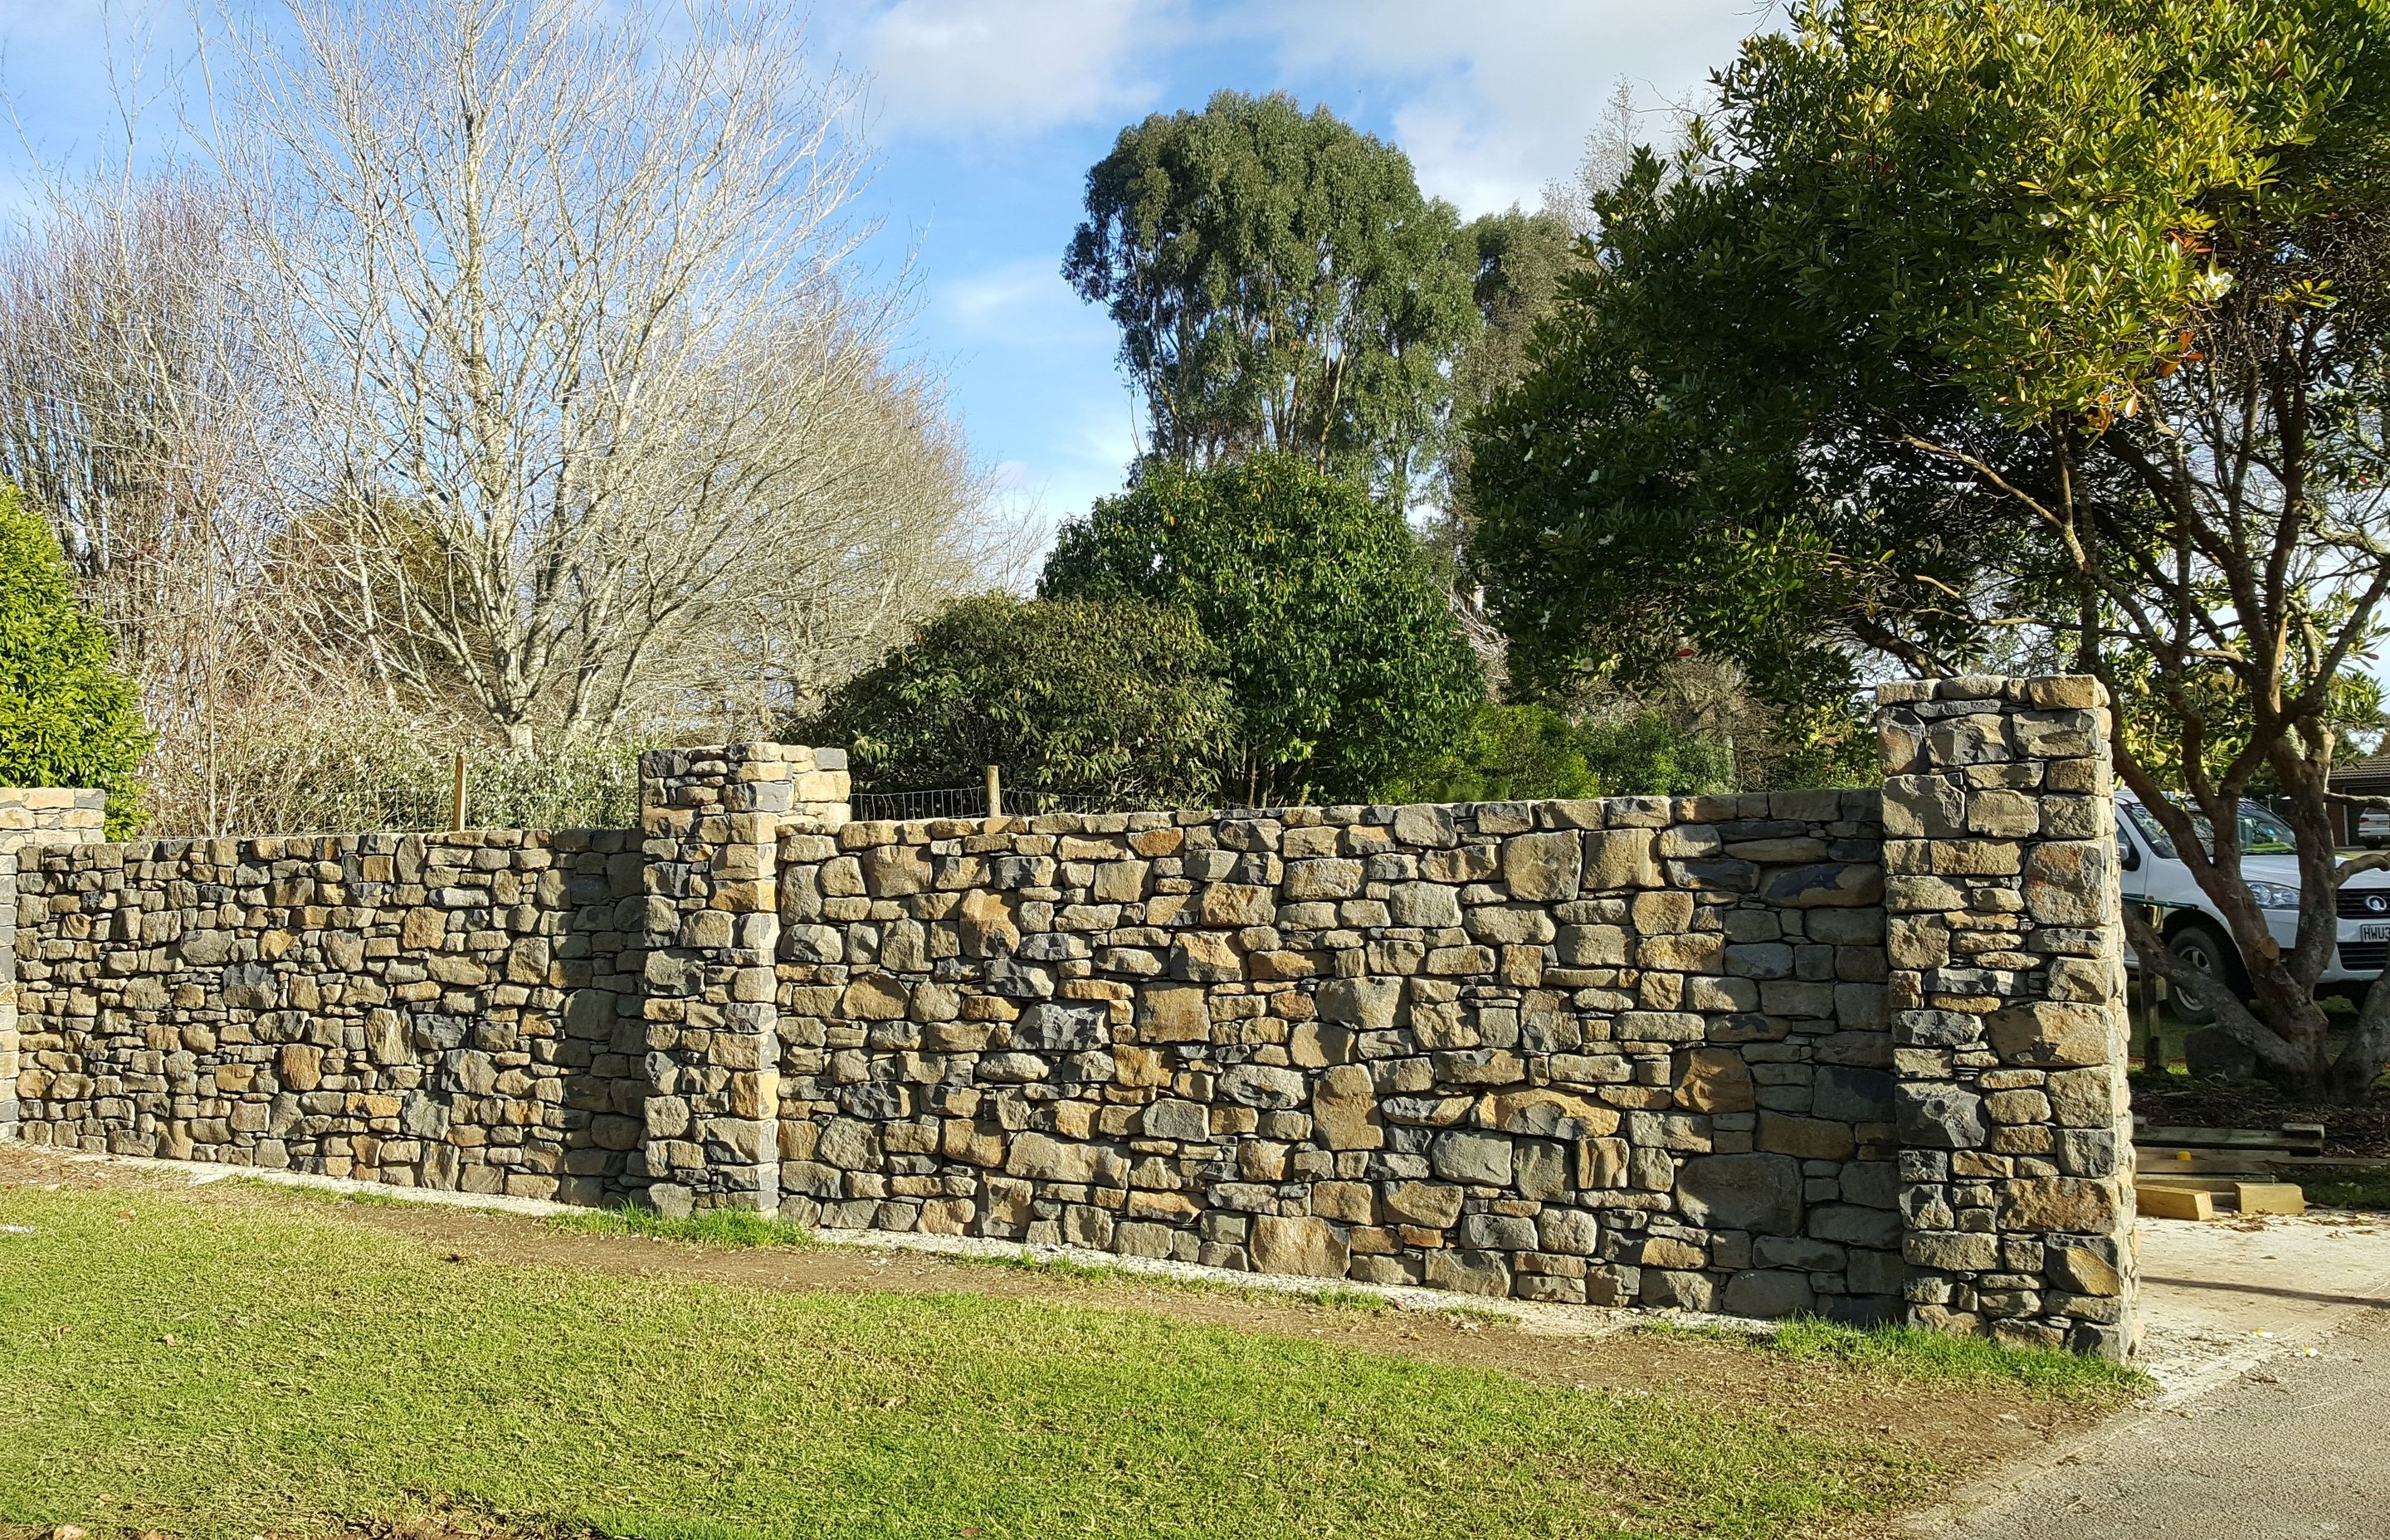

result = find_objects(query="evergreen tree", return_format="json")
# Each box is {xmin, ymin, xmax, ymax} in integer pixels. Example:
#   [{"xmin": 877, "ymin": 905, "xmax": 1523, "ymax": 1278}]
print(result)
[{"xmin": 0, "ymin": 487, "xmax": 148, "ymax": 833}]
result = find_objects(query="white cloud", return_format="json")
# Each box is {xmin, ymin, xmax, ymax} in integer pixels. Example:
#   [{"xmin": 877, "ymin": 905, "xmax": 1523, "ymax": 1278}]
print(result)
[
  {"xmin": 855, "ymin": 0, "xmax": 1180, "ymax": 140},
  {"xmin": 938, "ymin": 256, "xmax": 1112, "ymax": 346},
  {"xmin": 1229, "ymin": 0, "xmax": 1778, "ymax": 216}
]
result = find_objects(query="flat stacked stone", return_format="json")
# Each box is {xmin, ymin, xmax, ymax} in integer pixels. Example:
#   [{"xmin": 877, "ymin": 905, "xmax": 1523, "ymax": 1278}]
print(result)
[
  {"xmin": 8, "ymin": 827, "xmax": 651, "ymax": 1200},
  {"xmin": 769, "ymin": 786, "xmax": 1900, "ymax": 1318},
  {"xmin": 640, "ymin": 744, "xmax": 847, "ymax": 1216},
  {"xmin": 1878, "ymin": 675, "xmax": 2136, "ymax": 1358},
  {"xmin": 0, "ymin": 788, "xmax": 106, "ymax": 1138}
]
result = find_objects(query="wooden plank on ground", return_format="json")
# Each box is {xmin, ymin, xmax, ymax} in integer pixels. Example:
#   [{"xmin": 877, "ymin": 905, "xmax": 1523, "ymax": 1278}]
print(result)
[
  {"xmin": 2135, "ymin": 1186, "xmax": 2217, "ymax": 1221},
  {"xmin": 2134, "ymin": 1146, "xmax": 2285, "ymax": 1175},
  {"xmin": 2134, "ymin": 1174, "xmax": 2244, "ymax": 1195},
  {"xmin": 2132, "ymin": 1123, "xmax": 2325, "ymax": 1152},
  {"xmin": 2234, "ymin": 1182, "xmax": 2307, "ymax": 1217}
]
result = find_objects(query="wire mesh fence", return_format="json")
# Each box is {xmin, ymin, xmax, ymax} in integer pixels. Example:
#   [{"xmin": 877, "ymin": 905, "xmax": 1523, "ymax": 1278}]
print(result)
[
  {"xmin": 211, "ymin": 745, "xmax": 647, "ymax": 836},
  {"xmin": 848, "ymin": 783, "xmax": 1158, "ymax": 822}
]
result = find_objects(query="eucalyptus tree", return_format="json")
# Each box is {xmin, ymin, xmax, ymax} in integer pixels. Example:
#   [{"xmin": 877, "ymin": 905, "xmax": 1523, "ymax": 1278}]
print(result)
[{"xmin": 1066, "ymin": 90, "xmax": 1480, "ymax": 509}]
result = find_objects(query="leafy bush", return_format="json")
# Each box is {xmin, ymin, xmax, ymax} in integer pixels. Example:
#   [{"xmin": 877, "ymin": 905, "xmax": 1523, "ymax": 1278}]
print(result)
[
  {"xmin": 1389, "ymin": 702, "xmax": 1736, "ymax": 803},
  {"xmin": 797, "ymin": 596, "xmax": 1236, "ymax": 808},
  {"xmin": 0, "ymin": 486, "xmax": 148, "ymax": 833},
  {"xmin": 1578, "ymin": 710, "xmax": 1737, "ymax": 797},
  {"xmin": 1041, "ymin": 454, "xmax": 1484, "ymax": 804},
  {"xmin": 1386, "ymin": 704, "xmax": 1600, "ymax": 802}
]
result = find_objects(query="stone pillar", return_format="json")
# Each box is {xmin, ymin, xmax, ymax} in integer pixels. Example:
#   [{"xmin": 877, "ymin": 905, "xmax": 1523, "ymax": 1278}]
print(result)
[
  {"xmin": 637, "ymin": 746, "xmax": 846, "ymax": 1216},
  {"xmin": 1877, "ymin": 676, "xmax": 2137, "ymax": 1359},
  {"xmin": 0, "ymin": 789, "xmax": 107, "ymax": 1139}
]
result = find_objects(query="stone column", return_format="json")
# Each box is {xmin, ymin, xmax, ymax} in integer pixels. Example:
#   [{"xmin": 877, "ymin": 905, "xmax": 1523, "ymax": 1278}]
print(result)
[
  {"xmin": 638, "ymin": 746, "xmax": 846, "ymax": 1216},
  {"xmin": 0, "ymin": 789, "xmax": 106, "ymax": 1139},
  {"xmin": 1877, "ymin": 675, "xmax": 2137, "ymax": 1359}
]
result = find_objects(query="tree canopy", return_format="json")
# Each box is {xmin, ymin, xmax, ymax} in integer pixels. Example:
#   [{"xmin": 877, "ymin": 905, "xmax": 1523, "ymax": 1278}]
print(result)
[
  {"xmin": 0, "ymin": 485, "xmax": 147, "ymax": 832},
  {"xmin": 1040, "ymin": 453, "xmax": 1484, "ymax": 805},
  {"xmin": 1384, "ymin": 701, "xmax": 1736, "ymax": 804},
  {"xmin": 797, "ymin": 596, "xmax": 1234, "ymax": 808},
  {"xmin": 1467, "ymin": 0, "xmax": 2390, "ymax": 1096},
  {"xmin": 1065, "ymin": 90, "xmax": 1480, "ymax": 508}
]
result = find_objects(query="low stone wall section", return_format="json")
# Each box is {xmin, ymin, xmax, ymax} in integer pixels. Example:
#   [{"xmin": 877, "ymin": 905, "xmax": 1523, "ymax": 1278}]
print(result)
[
  {"xmin": 1880, "ymin": 675, "xmax": 2136, "ymax": 1357},
  {"xmin": 10, "ymin": 829, "xmax": 651, "ymax": 1201},
  {"xmin": 770, "ymin": 791, "xmax": 1903, "ymax": 1318},
  {"xmin": 0, "ymin": 677, "xmax": 2140, "ymax": 1356}
]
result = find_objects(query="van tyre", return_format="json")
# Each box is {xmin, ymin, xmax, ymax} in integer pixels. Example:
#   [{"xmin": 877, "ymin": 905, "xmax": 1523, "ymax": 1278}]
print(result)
[{"xmin": 2164, "ymin": 919, "xmax": 2246, "ymax": 1027}]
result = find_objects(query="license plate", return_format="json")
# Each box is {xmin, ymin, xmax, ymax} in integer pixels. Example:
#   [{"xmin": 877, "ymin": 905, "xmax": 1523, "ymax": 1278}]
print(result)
[{"xmin": 2362, "ymin": 924, "xmax": 2390, "ymax": 943}]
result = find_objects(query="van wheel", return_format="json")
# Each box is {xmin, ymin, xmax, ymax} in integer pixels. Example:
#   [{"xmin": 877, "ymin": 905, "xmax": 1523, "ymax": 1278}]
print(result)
[{"xmin": 2164, "ymin": 919, "xmax": 2244, "ymax": 1026}]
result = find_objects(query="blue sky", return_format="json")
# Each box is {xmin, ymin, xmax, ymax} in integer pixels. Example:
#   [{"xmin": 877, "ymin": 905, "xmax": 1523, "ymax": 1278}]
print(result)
[{"xmin": 0, "ymin": 0, "xmax": 1786, "ymax": 552}]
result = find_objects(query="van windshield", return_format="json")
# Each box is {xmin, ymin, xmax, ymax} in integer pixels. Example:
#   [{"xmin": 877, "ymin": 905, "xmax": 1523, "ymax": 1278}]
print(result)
[{"xmin": 2123, "ymin": 801, "xmax": 2296, "ymax": 860}]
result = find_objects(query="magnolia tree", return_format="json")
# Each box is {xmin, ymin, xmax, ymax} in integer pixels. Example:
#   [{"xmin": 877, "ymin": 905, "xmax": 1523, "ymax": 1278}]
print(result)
[{"xmin": 1470, "ymin": 0, "xmax": 2390, "ymax": 1098}]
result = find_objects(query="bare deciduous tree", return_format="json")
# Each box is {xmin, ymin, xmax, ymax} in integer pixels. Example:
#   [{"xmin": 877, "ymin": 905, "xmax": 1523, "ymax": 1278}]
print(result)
[
  {"xmin": 211, "ymin": 0, "xmax": 977, "ymax": 748},
  {"xmin": 0, "ymin": 165, "xmax": 298, "ymax": 831}
]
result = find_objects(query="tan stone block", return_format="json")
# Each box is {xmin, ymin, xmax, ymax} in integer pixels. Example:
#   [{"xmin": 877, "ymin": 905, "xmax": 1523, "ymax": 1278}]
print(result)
[
  {"xmin": 2046, "ymin": 1065, "xmax": 2119, "ymax": 1127},
  {"xmin": 1637, "ymin": 932, "xmax": 1723, "ymax": 972},
  {"xmin": 2019, "ymin": 675, "xmax": 2103, "ymax": 709},
  {"xmin": 1641, "ymin": 1235, "xmax": 1707, "ymax": 1269},
  {"xmin": 1583, "ymin": 829, "xmax": 1658, "ymax": 891},
  {"xmin": 841, "ymin": 976, "xmax": 910, "ymax": 1021},
  {"xmin": 1129, "ymin": 827, "xmax": 1184, "ymax": 856},
  {"xmin": 1313, "ymin": 1063, "xmax": 1383, "ymax": 1150},
  {"xmin": 1128, "ymin": 1189, "xmax": 1198, "ymax": 1221},
  {"xmin": 1198, "ymin": 884, "xmax": 1277, "ymax": 928},
  {"xmin": 2022, "ymin": 841, "xmax": 2112, "ymax": 926},
  {"xmin": 1966, "ymin": 789, "xmax": 2039, "ymax": 838},
  {"xmin": 1631, "ymin": 889, "xmax": 1694, "ymax": 933},
  {"xmin": 1986, "ymin": 1001, "xmax": 2115, "ymax": 1068},
  {"xmin": 1137, "ymin": 985, "xmax": 1213, "ymax": 1042},
  {"xmin": 1671, "ymin": 1047, "xmax": 1754, "ymax": 1113},
  {"xmin": 1932, "ymin": 841, "xmax": 2023, "ymax": 876},
  {"xmin": 402, "ymin": 908, "xmax": 446, "ymax": 949},
  {"xmin": 861, "ymin": 844, "xmax": 934, "ymax": 898},
  {"xmin": 1997, "ymin": 1177, "xmax": 2119, "ymax": 1233},
  {"xmin": 1314, "ymin": 1181, "xmax": 1376, "ymax": 1223},
  {"xmin": 1251, "ymin": 1216, "xmax": 1349, "ymax": 1279},
  {"xmin": 1502, "ymin": 831, "xmax": 1583, "ymax": 901},
  {"xmin": 1887, "ymin": 914, "xmax": 1951, "ymax": 969},
  {"xmin": 278, "ymin": 1044, "xmax": 324, "ymax": 1092},
  {"xmin": 956, "ymin": 889, "xmax": 1019, "ymax": 957},
  {"xmin": 1091, "ymin": 860, "xmax": 1150, "ymax": 903},
  {"xmin": 1383, "ymin": 1181, "xmax": 1465, "ymax": 1227},
  {"xmin": 1479, "ymin": 1087, "xmax": 1621, "ymax": 1136}
]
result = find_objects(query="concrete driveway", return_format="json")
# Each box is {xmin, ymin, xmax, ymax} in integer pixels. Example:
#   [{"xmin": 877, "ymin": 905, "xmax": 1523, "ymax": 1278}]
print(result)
[{"xmin": 1908, "ymin": 1211, "xmax": 2390, "ymax": 1538}]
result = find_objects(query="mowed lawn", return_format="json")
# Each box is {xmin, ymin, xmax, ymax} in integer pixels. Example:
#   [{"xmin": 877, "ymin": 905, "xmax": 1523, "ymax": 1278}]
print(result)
[{"xmin": 2, "ymin": 1185, "xmax": 1949, "ymax": 1540}]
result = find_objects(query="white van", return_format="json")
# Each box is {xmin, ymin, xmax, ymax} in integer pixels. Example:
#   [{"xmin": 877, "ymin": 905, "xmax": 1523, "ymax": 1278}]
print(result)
[{"xmin": 2116, "ymin": 791, "xmax": 2390, "ymax": 1023}]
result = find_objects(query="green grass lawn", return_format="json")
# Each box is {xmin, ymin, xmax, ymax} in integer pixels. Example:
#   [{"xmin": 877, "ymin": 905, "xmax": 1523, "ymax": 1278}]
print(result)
[{"xmin": 0, "ymin": 1185, "xmax": 1972, "ymax": 1540}]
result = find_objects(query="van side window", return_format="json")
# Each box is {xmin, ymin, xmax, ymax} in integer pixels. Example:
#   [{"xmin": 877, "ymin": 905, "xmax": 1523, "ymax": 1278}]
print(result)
[
  {"xmin": 2124, "ymin": 802, "xmax": 2179, "ymax": 860},
  {"xmin": 2114, "ymin": 811, "xmax": 2142, "ymax": 871}
]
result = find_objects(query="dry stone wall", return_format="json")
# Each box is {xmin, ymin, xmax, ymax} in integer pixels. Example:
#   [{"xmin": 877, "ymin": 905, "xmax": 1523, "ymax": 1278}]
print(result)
[
  {"xmin": 0, "ymin": 678, "xmax": 2140, "ymax": 1356},
  {"xmin": 1880, "ymin": 676, "xmax": 2136, "ymax": 1357},
  {"xmin": 0, "ymin": 789, "xmax": 107, "ymax": 1138},
  {"xmin": 771, "ymin": 790, "xmax": 1905, "ymax": 1319},
  {"xmin": 9, "ymin": 829, "xmax": 651, "ymax": 1201}
]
